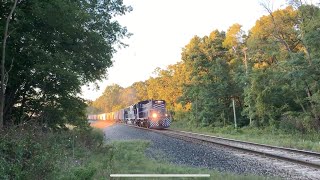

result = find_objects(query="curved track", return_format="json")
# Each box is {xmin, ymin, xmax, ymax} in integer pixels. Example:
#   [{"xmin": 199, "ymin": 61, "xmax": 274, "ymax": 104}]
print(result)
[{"xmin": 124, "ymin": 124, "xmax": 320, "ymax": 170}]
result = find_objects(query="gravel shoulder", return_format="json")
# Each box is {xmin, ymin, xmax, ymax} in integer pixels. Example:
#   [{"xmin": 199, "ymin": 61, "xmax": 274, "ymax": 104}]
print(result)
[{"xmin": 103, "ymin": 124, "xmax": 313, "ymax": 179}]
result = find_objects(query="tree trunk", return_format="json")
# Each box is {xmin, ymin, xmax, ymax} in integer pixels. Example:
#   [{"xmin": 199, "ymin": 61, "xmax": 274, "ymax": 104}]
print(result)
[
  {"xmin": 304, "ymin": 81, "xmax": 320, "ymax": 126},
  {"xmin": 1, "ymin": 0, "xmax": 18, "ymax": 129}
]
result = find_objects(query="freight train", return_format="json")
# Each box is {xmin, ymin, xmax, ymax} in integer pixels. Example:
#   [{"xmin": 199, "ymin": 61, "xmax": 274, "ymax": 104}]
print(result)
[{"xmin": 88, "ymin": 100, "xmax": 171, "ymax": 129}]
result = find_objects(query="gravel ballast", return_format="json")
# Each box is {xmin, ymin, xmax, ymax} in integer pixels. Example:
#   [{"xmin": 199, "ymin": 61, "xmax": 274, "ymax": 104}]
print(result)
[{"xmin": 103, "ymin": 124, "xmax": 312, "ymax": 179}]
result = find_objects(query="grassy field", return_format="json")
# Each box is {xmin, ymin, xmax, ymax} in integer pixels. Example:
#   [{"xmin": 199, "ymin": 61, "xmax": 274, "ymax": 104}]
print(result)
[{"xmin": 171, "ymin": 120, "xmax": 320, "ymax": 152}]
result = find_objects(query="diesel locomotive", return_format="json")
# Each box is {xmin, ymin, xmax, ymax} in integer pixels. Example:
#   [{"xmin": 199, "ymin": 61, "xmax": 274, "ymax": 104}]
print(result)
[{"xmin": 88, "ymin": 100, "xmax": 171, "ymax": 129}]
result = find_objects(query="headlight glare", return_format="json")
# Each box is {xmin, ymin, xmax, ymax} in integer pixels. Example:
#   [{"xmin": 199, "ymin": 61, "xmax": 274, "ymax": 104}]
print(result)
[{"xmin": 152, "ymin": 113, "xmax": 158, "ymax": 118}]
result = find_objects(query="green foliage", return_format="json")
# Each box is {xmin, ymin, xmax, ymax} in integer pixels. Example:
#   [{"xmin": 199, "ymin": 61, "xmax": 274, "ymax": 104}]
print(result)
[
  {"xmin": 90, "ymin": 62, "xmax": 189, "ymax": 114},
  {"xmin": 298, "ymin": 4, "xmax": 320, "ymax": 58},
  {"xmin": 1, "ymin": 0, "xmax": 131, "ymax": 127},
  {"xmin": 89, "ymin": 2, "xmax": 320, "ymax": 134},
  {"xmin": 91, "ymin": 140, "xmax": 266, "ymax": 179},
  {"xmin": 91, "ymin": 83, "xmax": 144, "ymax": 113},
  {"xmin": 92, "ymin": 84, "xmax": 124, "ymax": 112},
  {"xmin": 1, "ymin": 130, "xmax": 264, "ymax": 179},
  {"xmin": 179, "ymin": 30, "xmax": 248, "ymax": 127},
  {"xmin": 86, "ymin": 102, "xmax": 103, "ymax": 114},
  {"xmin": 0, "ymin": 123, "xmax": 104, "ymax": 179},
  {"xmin": 241, "ymin": 3, "xmax": 320, "ymax": 130}
]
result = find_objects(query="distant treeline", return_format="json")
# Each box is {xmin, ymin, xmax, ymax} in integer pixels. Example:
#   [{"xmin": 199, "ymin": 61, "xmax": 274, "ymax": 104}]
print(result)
[{"xmin": 89, "ymin": 2, "xmax": 320, "ymax": 132}]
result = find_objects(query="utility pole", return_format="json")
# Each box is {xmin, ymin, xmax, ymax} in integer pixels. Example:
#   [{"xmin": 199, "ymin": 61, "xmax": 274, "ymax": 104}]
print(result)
[
  {"xmin": 242, "ymin": 47, "xmax": 252, "ymax": 126},
  {"xmin": 195, "ymin": 95, "xmax": 198, "ymax": 124},
  {"xmin": 232, "ymin": 97, "xmax": 237, "ymax": 128}
]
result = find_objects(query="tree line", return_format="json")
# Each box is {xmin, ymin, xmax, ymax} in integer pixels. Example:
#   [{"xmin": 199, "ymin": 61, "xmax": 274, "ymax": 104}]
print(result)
[
  {"xmin": 90, "ymin": 2, "xmax": 320, "ymax": 132},
  {"xmin": 0, "ymin": 0, "xmax": 131, "ymax": 129}
]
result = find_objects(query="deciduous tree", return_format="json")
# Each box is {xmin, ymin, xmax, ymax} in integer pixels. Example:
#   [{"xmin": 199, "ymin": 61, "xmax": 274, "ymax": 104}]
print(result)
[{"xmin": 0, "ymin": 0, "xmax": 131, "ymax": 127}]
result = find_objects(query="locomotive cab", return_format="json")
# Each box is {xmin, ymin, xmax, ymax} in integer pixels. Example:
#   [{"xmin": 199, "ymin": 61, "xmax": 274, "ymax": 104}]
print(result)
[{"xmin": 135, "ymin": 100, "xmax": 171, "ymax": 129}]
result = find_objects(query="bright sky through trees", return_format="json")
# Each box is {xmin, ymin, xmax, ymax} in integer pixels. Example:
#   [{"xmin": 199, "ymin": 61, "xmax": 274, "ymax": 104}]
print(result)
[{"xmin": 81, "ymin": 0, "xmax": 288, "ymax": 100}]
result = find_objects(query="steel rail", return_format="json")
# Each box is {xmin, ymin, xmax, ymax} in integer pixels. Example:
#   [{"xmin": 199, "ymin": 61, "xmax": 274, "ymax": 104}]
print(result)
[
  {"xmin": 167, "ymin": 129, "xmax": 320, "ymax": 157},
  {"xmin": 161, "ymin": 129, "xmax": 320, "ymax": 169},
  {"xmin": 122, "ymin": 123, "xmax": 320, "ymax": 169}
]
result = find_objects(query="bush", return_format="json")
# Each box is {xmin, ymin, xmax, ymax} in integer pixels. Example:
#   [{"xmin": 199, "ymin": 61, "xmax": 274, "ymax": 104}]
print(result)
[
  {"xmin": 0, "ymin": 122, "xmax": 103, "ymax": 179},
  {"xmin": 0, "ymin": 125, "xmax": 56, "ymax": 179},
  {"xmin": 280, "ymin": 112, "xmax": 316, "ymax": 133}
]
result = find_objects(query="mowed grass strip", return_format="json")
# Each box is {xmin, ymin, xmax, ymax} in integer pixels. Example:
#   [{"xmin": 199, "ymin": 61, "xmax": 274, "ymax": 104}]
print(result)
[{"xmin": 171, "ymin": 121, "xmax": 320, "ymax": 152}]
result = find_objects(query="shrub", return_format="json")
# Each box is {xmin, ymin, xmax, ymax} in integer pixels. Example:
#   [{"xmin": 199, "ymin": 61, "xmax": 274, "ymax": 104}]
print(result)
[
  {"xmin": 0, "ymin": 122, "xmax": 103, "ymax": 179},
  {"xmin": 280, "ymin": 112, "xmax": 316, "ymax": 133}
]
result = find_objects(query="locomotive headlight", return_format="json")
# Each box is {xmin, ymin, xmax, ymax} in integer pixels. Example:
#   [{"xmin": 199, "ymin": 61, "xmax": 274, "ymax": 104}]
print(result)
[
  {"xmin": 152, "ymin": 113, "xmax": 158, "ymax": 118},
  {"xmin": 165, "ymin": 113, "xmax": 168, "ymax": 117}
]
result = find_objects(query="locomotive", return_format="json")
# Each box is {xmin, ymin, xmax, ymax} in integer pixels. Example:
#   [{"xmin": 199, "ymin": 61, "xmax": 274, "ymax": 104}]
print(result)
[{"xmin": 88, "ymin": 100, "xmax": 171, "ymax": 129}]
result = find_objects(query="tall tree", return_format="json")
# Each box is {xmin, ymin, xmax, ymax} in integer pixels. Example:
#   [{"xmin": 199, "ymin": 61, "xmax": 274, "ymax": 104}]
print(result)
[
  {"xmin": 132, "ymin": 81, "xmax": 148, "ymax": 101},
  {"xmin": 0, "ymin": 0, "xmax": 131, "ymax": 127},
  {"xmin": 223, "ymin": 23, "xmax": 245, "ymax": 51},
  {"xmin": 244, "ymin": 3, "xmax": 320, "ymax": 129},
  {"xmin": 92, "ymin": 84, "xmax": 123, "ymax": 113},
  {"xmin": 180, "ymin": 31, "xmax": 239, "ymax": 127},
  {"xmin": 223, "ymin": 23, "xmax": 250, "ymax": 125},
  {"xmin": 1, "ymin": 0, "xmax": 18, "ymax": 129}
]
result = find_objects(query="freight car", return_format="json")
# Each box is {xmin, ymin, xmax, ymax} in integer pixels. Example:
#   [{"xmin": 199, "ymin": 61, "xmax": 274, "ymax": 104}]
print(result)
[
  {"xmin": 87, "ymin": 100, "xmax": 171, "ymax": 129},
  {"xmin": 88, "ymin": 113, "xmax": 107, "ymax": 120}
]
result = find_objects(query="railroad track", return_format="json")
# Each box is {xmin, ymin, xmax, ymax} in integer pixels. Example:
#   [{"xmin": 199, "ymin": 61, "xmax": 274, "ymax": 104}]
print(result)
[{"xmin": 124, "ymin": 124, "xmax": 320, "ymax": 170}]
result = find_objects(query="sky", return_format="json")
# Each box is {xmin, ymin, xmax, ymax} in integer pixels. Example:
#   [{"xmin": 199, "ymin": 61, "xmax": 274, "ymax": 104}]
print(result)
[{"xmin": 81, "ymin": 0, "xmax": 288, "ymax": 101}]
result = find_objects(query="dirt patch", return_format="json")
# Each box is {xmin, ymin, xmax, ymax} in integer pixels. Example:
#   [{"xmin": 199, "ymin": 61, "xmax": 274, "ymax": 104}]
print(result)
[{"xmin": 90, "ymin": 120, "xmax": 116, "ymax": 129}]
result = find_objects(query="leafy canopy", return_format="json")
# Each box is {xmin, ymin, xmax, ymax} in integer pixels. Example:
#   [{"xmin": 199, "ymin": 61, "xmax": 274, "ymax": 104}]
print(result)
[{"xmin": 1, "ymin": 0, "xmax": 132, "ymax": 127}]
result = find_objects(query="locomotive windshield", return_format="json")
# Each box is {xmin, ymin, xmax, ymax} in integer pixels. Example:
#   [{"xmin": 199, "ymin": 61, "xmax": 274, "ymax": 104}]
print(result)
[{"xmin": 150, "ymin": 108, "xmax": 166, "ymax": 115}]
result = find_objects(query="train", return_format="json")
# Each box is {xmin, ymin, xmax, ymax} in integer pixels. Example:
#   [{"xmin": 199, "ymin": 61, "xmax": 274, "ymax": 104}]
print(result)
[{"xmin": 88, "ymin": 99, "xmax": 171, "ymax": 129}]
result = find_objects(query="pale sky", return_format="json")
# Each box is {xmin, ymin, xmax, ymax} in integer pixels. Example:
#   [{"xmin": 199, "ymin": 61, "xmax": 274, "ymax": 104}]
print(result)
[{"xmin": 81, "ymin": 0, "xmax": 288, "ymax": 100}]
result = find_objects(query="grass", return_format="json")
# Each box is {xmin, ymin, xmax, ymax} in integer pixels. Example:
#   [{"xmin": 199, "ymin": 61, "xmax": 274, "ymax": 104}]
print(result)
[
  {"xmin": 55, "ymin": 137, "xmax": 271, "ymax": 179},
  {"xmin": 171, "ymin": 120, "xmax": 320, "ymax": 152},
  {"xmin": 82, "ymin": 140, "xmax": 271, "ymax": 180},
  {"xmin": 52, "ymin": 131, "xmax": 272, "ymax": 180},
  {"xmin": 0, "ymin": 123, "xmax": 277, "ymax": 179}
]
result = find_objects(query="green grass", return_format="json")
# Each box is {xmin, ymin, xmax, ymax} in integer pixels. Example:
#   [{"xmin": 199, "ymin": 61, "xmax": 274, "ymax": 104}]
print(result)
[
  {"xmin": 54, "ymin": 138, "xmax": 272, "ymax": 179},
  {"xmin": 0, "ymin": 123, "xmax": 277, "ymax": 179},
  {"xmin": 80, "ymin": 140, "xmax": 270, "ymax": 180},
  {"xmin": 171, "ymin": 120, "xmax": 320, "ymax": 152}
]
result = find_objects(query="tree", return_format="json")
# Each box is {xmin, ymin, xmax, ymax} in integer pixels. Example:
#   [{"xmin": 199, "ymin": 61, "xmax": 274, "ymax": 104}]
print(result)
[
  {"xmin": 180, "ymin": 30, "xmax": 241, "ymax": 127},
  {"xmin": 223, "ymin": 23, "xmax": 245, "ymax": 51},
  {"xmin": 294, "ymin": 4, "xmax": 320, "ymax": 126},
  {"xmin": 132, "ymin": 81, "xmax": 148, "ymax": 101},
  {"xmin": 1, "ymin": 0, "xmax": 18, "ymax": 129},
  {"xmin": 247, "ymin": 6, "xmax": 300, "ymax": 65},
  {"xmin": 223, "ymin": 23, "xmax": 251, "ymax": 125},
  {"xmin": 243, "ymin": 3, "xmax": 320, "ymax": 129},
  {"xmin": 92, "ymin": 84, "xmax": 123, "ymax": 113},
  {"xmin": 243, "ymin": 6, "xmax": 300, "ymax": 127},
  {"xmin": 118, "ymin": 87, "xmax": 136, "ymax": 109},
  {"xmin": 0, "ymin": 0, "xmax": 131, "ymax": 128}
]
